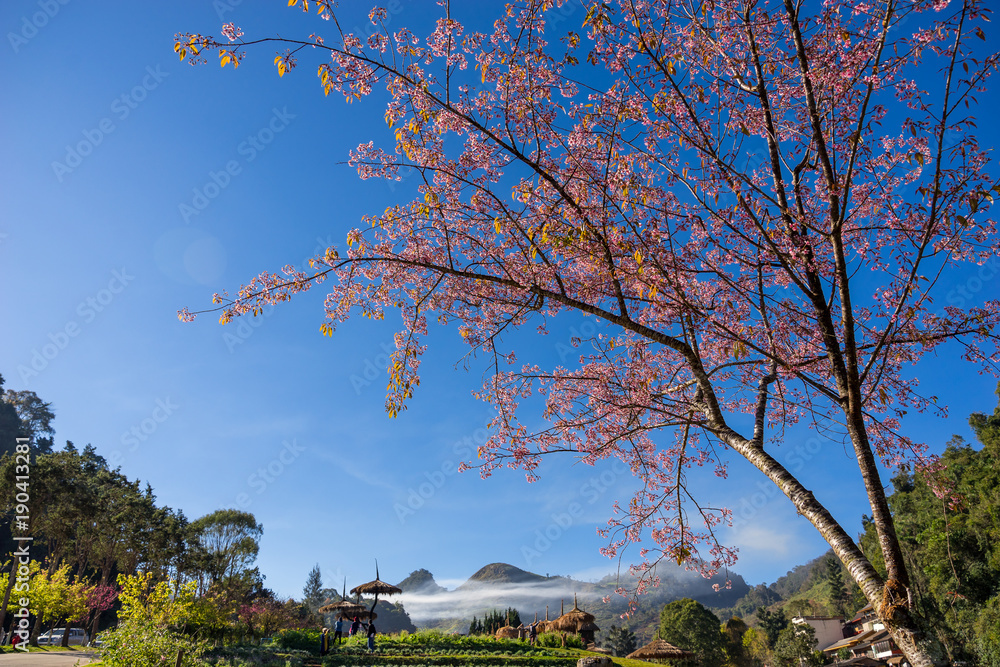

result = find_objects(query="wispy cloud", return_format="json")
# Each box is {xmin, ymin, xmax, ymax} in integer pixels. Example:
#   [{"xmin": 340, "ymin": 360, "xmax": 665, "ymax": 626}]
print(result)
[{"xmin": 398, "ymin": 580, "xmax": 597, "ymax": 622}]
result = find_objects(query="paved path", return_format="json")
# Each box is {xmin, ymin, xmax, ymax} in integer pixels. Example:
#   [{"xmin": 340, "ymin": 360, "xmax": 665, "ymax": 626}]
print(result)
[{"xmin": 0, "ymin": 651, "xmax": 101, "ymax": 665}]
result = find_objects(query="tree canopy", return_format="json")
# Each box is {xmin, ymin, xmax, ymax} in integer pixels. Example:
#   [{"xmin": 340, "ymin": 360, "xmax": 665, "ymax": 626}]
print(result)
[
  {"xmin": 176, "ymin": 2, "xmax": 1000, "ymax": 665},
  {"xmin": 658, "ymin": 597, "xmax": 725, "ymax": 667}
]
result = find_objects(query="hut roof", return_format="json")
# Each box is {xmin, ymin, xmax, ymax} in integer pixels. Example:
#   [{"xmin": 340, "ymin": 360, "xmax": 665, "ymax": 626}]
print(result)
[
  {"xmin": 495, "ymin": 626, "xmax": 520, "ymax": 639},
  {"xmin": 319, "ymin": 599, "xmax": 367, "ymax": 615},
  {"xmin": 627, "ymin": 639, "xmax": 696, "ymax": 661},
  {"xmin": 350, "ymin": 578, "xmax": 402, "ymax": 596},
  {"xmin": 550, "ymin": 594, "xmax": 597, "ymax": 632}
]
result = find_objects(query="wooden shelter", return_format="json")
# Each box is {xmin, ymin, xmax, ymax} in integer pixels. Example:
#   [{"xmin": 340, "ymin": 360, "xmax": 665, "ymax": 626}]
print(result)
[
  {"xmin": 626, "ymin": 639, "xmax": 697, "ymax": 663},
  {"xmin": 350, "ymin": 562, "xmax": 403, "ymax": 618}
]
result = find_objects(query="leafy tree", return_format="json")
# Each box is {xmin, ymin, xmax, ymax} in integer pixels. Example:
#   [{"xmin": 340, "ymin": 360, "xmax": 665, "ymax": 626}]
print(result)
[
  {"xmin": 607, "ymin": 624, "xmax": 638, "ymax": 657},
  {"xmin": 187, "ymin": 509, "xmax": 262, "ymax": 594},
  {"xmin": 177, "ymin": 3, "xmax": 1000, "ymax": 665},
  {"xmin": 723, "ymin": 617, "xmax": 758, "ymax": 667},
  {"xmin": 756, "ymin": 607, "xmax": 789, "ymax": 649},
  {"xmin": 0, "ymin": 374, "xmax": 24, "ymax": 457},
  {"xmin": 742, "ymin": 627, "xmax": 771, "ymax": 667},
  {"xmin": 2, "ymin": 388, "xmax": 55, "ymax": 453},
  {"xmin": 659, "ymin": 598, "xmax": 725, "ymax": 667},
  {"xmin": 773, "ymin": 624, "xmax": 822, "ymax": 667}
]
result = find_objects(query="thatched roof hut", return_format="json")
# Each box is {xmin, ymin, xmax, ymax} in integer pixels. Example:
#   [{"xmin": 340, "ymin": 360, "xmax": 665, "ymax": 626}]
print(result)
[
  {"xmin": 550, "ymin": 594, "xmax": 597, "ymax": 633},
  {"xmin": 626, "ymin": 639, "xmax": 696, "ymax": 662},
  {"xmin": 350, "ymin": 562, "xmax": 402, "ymax": 618},
  {"xmin": 319, "ymin": 580, "xmax": 369, "ymax": 618}
]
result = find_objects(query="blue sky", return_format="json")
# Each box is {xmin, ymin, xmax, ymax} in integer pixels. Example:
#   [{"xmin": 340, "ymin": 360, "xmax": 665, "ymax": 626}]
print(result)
[{"xmin": 2, "ymin": 0, "xmax": 998, "ymax": 606}]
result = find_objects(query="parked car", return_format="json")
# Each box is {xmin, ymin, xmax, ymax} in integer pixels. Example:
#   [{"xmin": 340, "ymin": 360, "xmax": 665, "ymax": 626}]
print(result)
[{"xmin": 38, "ymin": 627, "xmax": 89, "ymax": 645}]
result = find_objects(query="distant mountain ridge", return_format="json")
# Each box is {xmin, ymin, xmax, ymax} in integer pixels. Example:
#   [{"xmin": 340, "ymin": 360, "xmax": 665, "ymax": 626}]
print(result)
[{"xmin": 394, "ymin": 561, "xmax": 751, "ymax": 640}]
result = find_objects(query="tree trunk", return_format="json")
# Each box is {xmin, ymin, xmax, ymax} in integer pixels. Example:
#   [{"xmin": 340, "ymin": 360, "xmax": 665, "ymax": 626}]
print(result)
[
  {"xmin": 29, "ymin": 612, "xmax": 43, "ymax": 647},
  {"xmin": 0, "ymin": 558, "xmax": 17, "ymax": 640}
]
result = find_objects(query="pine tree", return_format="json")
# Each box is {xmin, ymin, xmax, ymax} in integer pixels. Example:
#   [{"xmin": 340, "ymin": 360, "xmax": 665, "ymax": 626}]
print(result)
[
  {"xmin": 303, "ymin": 564, "xmax": 323, "ymax": 615},
  {"xmin": 825, "ymin": 557, "xmax": 847, "ymax": 616},
  {"xmin": 607, "ymin": 625, "xmax": 637, "ymax": 657}
]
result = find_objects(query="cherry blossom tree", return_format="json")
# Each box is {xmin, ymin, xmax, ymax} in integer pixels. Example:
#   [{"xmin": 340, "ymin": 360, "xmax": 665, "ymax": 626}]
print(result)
[{"xmin": 176, "ymin": 1, "xmax": 999, "ymax": 664}]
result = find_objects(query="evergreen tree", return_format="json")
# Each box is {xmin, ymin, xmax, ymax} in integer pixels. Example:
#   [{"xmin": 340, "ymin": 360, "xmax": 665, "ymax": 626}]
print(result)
[
  {"xmin": 607, "ymin": 624, "xmax": 637, "ymax": 657},
  {"xmin": 755, "ymin": 607, "xmax": 788, "ymax": 649},
  {"xmin": 302, "ymin": 564, "xmax": 324, "ymax": 614},
  {"xmin": 825, "ymin": 556, "xmax": 847, "ymax": 617}
]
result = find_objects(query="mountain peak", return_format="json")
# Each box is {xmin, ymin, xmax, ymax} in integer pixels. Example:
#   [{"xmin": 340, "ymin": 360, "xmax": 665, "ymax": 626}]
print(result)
[
  {"xmin": 461, "ymin": 563, "xmax": 550, "ymax": 587},
  {"xmin": 397, "ymin": 568, "xmax": 447, "ymax": 593}
]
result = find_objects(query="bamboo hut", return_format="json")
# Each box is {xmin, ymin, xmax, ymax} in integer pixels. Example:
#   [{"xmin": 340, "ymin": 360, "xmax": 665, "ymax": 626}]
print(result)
[{"xmin": 626, "ymin": 639, "xmax": 697, "ymax": 663}]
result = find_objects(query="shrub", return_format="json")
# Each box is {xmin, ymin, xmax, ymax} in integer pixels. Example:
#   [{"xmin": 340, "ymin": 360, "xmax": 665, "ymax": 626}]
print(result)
[
  {"xmin": 274, "ymin": 628, "xmax": 322, "ymax": 654},
  {"xmin": 536, "ymin": 633, "xmax": 582, "ymax": 649},
  {"xmin": 98, "ymin": 618, "xmax": 207, "ymax": 667}
]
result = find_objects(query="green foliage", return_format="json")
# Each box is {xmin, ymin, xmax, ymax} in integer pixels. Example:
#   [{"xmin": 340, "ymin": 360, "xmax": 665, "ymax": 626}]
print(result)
[
  {"xmin": 755, "ymin": 607, "xmax": 788, "ymax": 649},
  {"xmin": 857, "ymin": 389, "xmax": 1000, "ymax": 664},
  {"xmin": 722, "ymin": 617, "xmax": 759, "ymax": 667},
  {"xmin": 536, "ymin": 633, "xmax": 583, "ymax": 649},
  {"xmin": 475, "ymin": 607, "xmax": 521, "ymax": 635},
  {"xmin": 99, "ymin": 617, "xmax": 207, "ymax": 667},
  {"xmin": 303, "ymin": 564, "xmax": 324, "ymax": 615},
  {"xmin": 275, "ymin": 628, "xmax": 322, "ymax": 654},
  {"xmin": 659, "ymin": 598, "xmax": 725, "ymax": 667},
  {"xmin": 188, "ymin": 509, "xmax": 263, "ymax": 591},
  {"xmin": 772, "ymin": 624, "xmax": 821, "ymax": 667},
  {"xmin": 606, "ymin": 624, "xmax": 637, "ymax": 657},
  {"xmin": 824, "ymin": 557, "xmax": 847, "ymax": 617},
  {"xmin": 973, "ymin": 595, "xmax": 1000, "ymax": 667},
  {"xmin": 116, "ymin": 571, "xmax": 197, "ymax": 626}
]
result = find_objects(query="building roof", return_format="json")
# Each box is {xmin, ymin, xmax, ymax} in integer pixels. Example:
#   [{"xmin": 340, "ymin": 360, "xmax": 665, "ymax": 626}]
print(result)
[{"xmin": 823, "ymin": 629, "xmax": 881, "ymax": 654}]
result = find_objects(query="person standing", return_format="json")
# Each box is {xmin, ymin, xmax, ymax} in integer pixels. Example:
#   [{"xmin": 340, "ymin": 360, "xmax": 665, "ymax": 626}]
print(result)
[
  {"xmin": 320, "ymin": 627, "xmax": 330, "ymax": 656},
  {"xmin": 333, "ymin": 617, "xmax": 344, "ymax": 645},
  {"xmin": 350, "ymin": 616, "xmax": 362, "ymax": 637},
  {"xmin": 367, "ymin": 620, "xmax": 377, "ymax": 653}
]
